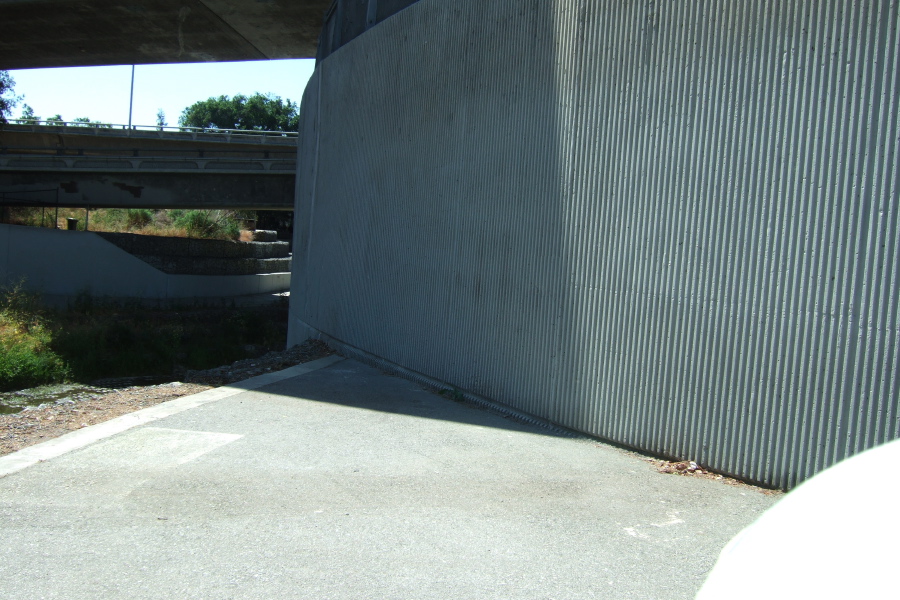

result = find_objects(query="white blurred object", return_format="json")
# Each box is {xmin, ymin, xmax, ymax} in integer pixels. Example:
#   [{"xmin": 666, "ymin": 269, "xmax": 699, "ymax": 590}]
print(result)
[{"xmin": 697, "ymin": 438, "xmax": 900, "ymax": 599}]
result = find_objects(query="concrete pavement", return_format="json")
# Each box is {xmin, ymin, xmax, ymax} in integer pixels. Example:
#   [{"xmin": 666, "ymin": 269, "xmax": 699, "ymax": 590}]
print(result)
[{"xmin": 0, "ymin": 357, "xmax": 777, "ymax": 599}]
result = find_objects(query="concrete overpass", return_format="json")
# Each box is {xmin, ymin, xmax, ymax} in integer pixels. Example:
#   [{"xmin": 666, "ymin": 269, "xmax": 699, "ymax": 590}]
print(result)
[
  {"xmin": 0, "ymin": 0, "xmax": 418, "ymax": 69},
  {"xmin": 0, "ymin": 1, "xmax": 330, "ymax": 69},
  {"xmin": 0, "ymin": 122, "xmax": 296, "ymax": 209}
]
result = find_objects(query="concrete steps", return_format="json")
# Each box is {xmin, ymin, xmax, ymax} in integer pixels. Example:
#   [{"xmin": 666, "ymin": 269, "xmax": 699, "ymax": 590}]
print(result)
[
  {"xmin": 134, "ymin": 255, "xmax": 291, "ymax": 276},
  {"xmin": 95, "ymin": 230, "xmax": 291, "ymax": 276}
]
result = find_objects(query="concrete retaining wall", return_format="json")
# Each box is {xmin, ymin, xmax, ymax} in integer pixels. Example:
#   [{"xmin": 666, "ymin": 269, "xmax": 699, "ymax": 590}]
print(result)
[
  {"xmin": 289, "ymin": 0, "xmax": 900, "ymax": 489},
  {"xmin": 0, "ymin": 224, "xmax": 290, "ymax": 301},
  {"xmin": 96, "ymin": 231, "xmax": 292, "ymax": 275}
]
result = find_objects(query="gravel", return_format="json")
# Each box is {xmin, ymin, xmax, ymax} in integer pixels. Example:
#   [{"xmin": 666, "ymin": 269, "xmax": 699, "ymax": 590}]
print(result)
[{"xmin": 0, "ymin": 339, "xmax": 333, "ymax": 458}]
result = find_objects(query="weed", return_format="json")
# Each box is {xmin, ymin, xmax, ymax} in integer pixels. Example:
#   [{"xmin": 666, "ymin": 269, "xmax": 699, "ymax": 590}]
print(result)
[
  {"xmin": 439, "ymin": 388, "xmax": 466, "ymax": 402},
  {"xmin": 0, "ymin": 286, "xmax": 290, "ymax": 391},
  {"xmin": 172, "ymin": 209, "xmax": 242, "ymax": 240},
  {"xmin": 125, "ymin": 208, "xmax": 153, "ymax": 230},
  {"xmin": 6, "ymin": 207, "xmax": 252, "ymax": 241},
  {"xmin": 51, "ymin": 301, "xmax": 288, "ymax": 382},
  {"xmin": 0, "ymin": 283, "xmax": 70, "ymax": 391}
]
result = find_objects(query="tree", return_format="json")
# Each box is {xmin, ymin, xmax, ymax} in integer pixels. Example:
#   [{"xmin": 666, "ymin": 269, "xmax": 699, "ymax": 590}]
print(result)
[
  {"xmin": 178, "ymin": 92, "xmax": 299, "ymax": 131},
  {"xmin": 156, "ymin": 108, "xmax": 167, "ymax": 130},
  {"xmin": 73, "ymin": 116, "xmax": 111, "ymax": 128},
  {"xmin": 16, "ymin": 103, "xmax": 39, "ymax": 124},
  {"xmin": 0, "ymin": 70, "xmax": 22, "ymax": 124}
]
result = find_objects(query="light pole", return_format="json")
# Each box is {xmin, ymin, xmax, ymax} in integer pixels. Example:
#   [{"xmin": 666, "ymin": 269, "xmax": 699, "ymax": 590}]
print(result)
[{"xmin": 128, "ymin": 65, "xmax": 135, "ymax": 129}]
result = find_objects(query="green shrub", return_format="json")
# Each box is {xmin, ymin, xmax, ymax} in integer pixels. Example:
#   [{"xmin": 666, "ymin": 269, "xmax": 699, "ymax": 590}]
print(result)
[
  {"xmin": 6, "ymin": 207, "xmax": 44, "ymax": 227},
  {"xmin": 0, "ymin": 285, "xmax": 287, "ymax": 390},
  {"xmin": 125, "ymin": 208, "xmax": 153, "ymax": 230},
  {"xmin": 223, "ymin": 219, "xmax": 240, "ymax": 239},
  {"xmin": 53, "ymin": 317, "xmax": 182, "ymax": 380},
  {"xmin": 0, "ymin": 322, "xmax": 70, "ymax": 391},
  {"xmin": 0, "ymin": 284, "xmax": 70, "ymax": 391},
  {"xmin": 51, "ymin": 302, "xmax": 287, "ymax": 381},
  {"xmin": 172, "ymin": 210, "xmax": 241, "ymax": 239},
  {"xmin": 173, "ymin": 210, "xmax": 217, "ymax": 237},
  {"xmin": 90, "ymin": 208, "xmax": 127, "ymax": 231}
]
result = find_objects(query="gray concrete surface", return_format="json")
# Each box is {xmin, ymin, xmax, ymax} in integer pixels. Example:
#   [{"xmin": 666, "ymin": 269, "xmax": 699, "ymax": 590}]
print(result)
[
  {"xmin": 0, "ymin": 224, "xmax": 290, "ymax": 303},
  {"xmin": 0, "ymin": 358, "xmax": 777, "ymax": 600}
]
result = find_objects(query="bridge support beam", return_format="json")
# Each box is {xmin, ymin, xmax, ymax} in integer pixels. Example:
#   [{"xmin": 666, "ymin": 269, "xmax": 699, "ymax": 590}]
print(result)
[{"xmin": 0, "ymin": 171, "xmax": 294, "ymax": 211}]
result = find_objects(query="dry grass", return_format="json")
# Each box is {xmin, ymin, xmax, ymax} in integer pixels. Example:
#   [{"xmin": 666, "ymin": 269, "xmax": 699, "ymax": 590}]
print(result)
[{"xmin": 5, "ymin": 207, "xmax": 246, "ymax": 241}]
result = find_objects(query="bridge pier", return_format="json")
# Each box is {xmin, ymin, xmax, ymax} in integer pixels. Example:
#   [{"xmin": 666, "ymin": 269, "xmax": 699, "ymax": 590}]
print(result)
[{"xmin": 289, "ymin": 0, "xmax": 900, "ymax": 489}]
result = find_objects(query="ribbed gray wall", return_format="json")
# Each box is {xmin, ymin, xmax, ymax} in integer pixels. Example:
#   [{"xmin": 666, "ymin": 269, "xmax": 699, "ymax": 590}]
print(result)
[{"xmin": 289, "ymin": 0, "xmax": 900, "ymax": 489}]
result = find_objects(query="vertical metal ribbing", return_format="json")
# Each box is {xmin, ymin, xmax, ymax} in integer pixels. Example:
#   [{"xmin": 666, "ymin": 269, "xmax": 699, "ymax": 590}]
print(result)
[
  {"xmin": 687, "ymin": 1, "xmax": 720, "ymax": 467},
  {"xmin": 822, "ymin": 3, "xmax": 857, "ymax": 473},
  {"xmin": 696, "ymin": 0, "xmax": 726, "ymax": 468},
  {"xmin": 753, "ymin": 0, "xmax": 788, "ymax": 483},
  {"xmin": 290, "ymin": 0, "xmax": 900, "ymax": 489},
  {"xmin": 872, "ymin": 0, "xmax": 900, "ymax": 446},
  {"xmin": 846, "ymin": 1, "xmax": 882, "ymax": 461},
  {"xmin": 775, "ymin": 1, "xmax": 814, "ymax": 487},
  {"xmin": 879, "ymin": 3, "xmax": 900, "ymax": 448}
]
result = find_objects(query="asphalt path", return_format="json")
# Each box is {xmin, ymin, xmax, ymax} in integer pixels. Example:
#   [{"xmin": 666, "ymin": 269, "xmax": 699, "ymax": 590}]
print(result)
[{"xmin": 0, "ymin": 357, "xmax": 777, "ymax": 599}]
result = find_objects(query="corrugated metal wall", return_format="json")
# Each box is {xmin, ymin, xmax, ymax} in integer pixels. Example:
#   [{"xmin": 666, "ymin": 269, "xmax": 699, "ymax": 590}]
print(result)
[{"xmin": 290, "ymin": 0, "xmax": 900, "ymax": 489}]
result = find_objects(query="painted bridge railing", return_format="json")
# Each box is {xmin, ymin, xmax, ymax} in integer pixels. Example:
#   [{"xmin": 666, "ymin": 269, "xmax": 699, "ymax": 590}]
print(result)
[{"xmin": 1, "ymin": 121, "xmax": 299, "ymax": 145}]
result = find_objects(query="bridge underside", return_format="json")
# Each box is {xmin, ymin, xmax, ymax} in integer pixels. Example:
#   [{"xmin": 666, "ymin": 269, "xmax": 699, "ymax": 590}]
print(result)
[{"xmin": 0, "ymin": 0, "xmax": 331, "ymax": 69}]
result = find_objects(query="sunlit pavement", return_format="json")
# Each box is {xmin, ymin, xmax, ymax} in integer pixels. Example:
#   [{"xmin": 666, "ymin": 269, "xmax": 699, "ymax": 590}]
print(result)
[{"xmin": 0, "ymin": 357, "xmax": 777, "ymax": 600}]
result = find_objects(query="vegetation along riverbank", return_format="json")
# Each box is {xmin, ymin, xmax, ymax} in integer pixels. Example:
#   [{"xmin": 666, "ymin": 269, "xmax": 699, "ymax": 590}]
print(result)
[{"xmin": 0, "ymin": 283, "xmax": 298, "ymax": 393}]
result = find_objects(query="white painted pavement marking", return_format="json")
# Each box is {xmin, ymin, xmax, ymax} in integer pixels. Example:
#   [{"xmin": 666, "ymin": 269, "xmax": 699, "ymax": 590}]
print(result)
[{"xmin": 0, "ymin": 354, "xmax": 345, "ymax": 478}]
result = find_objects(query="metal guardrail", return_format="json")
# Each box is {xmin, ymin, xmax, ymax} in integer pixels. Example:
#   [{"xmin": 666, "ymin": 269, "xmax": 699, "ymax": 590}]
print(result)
[{"xmin": 1, "ymin": 121, "xmax": 298, "ymax": 144}]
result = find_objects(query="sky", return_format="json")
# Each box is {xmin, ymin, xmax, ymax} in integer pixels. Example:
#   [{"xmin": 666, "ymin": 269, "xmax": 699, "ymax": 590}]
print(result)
[{"xmin": 6, "ymin": 59, "xmax": 316, "ymax": 127}]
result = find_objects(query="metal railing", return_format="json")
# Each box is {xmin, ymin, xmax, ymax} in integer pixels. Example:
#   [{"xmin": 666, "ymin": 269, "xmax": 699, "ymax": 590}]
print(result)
[
  {"xmin": 2, "ymin": 120, "xmax": 298, "ymax": 143},
  {"xmin": 0, "ymin": 144, "xmax": 297, "ymax": 159}
]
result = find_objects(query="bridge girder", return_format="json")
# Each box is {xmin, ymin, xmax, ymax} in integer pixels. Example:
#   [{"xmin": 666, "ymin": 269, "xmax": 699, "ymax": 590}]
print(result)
[{"xmin": 0, "ymin": 0, "xmax": 332, "ymax": 70}]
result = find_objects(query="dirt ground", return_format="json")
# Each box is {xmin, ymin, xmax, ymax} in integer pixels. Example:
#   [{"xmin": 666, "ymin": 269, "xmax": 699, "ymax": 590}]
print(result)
[
  {"xmin": 0, "ymin": 339, "xmax": 333, "ymax": 458},
  {"xmin": 649, "ymin": 456, "xmax": 780, "ymax": 494}
]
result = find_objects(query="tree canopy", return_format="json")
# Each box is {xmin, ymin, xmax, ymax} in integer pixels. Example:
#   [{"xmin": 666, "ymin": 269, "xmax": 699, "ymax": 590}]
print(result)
[
  {"xmin": 0, "ymin": 70, "xmax": 21, "ymax": 124},
  {"xmin": 178, "ymin": 92, "xmax": 300, "ymax": 132}
]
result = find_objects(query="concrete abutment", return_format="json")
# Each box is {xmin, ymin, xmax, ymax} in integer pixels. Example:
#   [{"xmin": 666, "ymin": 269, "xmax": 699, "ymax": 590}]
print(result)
[{"xmin": 289, "ymin": 0, "xmax": 900, "ymax": 489}]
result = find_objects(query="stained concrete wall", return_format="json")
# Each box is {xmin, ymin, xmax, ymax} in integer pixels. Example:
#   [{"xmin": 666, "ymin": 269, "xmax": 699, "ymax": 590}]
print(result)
[
  {"xmin": 0, "ymin": 171, "xmax": 295, "ymax": 211},
  {"xmin": 289, "ymin": 0, "xmax": 900, "ymax": 489},
  {"xmin": 0, "ymin": 224, "xmax": 289, "ymax": 301}
]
